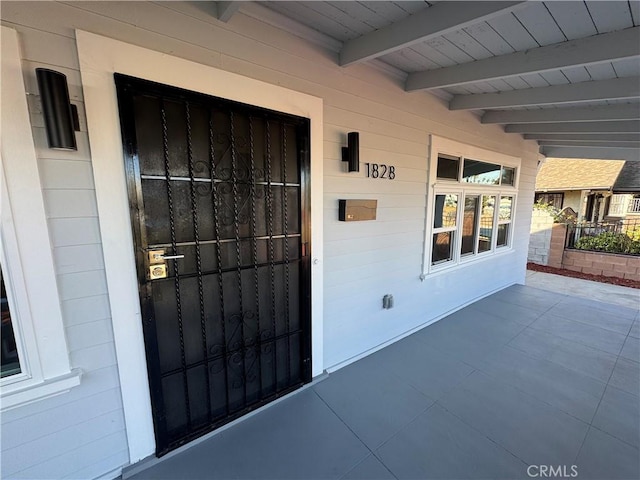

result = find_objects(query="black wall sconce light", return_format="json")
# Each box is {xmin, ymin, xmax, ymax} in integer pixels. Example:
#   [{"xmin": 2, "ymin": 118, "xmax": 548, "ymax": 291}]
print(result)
[
  {"xmin": 36, "ymin": 68, "xmax": 79, "ymax": 151},
  {"xmin": 342, "ymin": 131, "xmax": 360, "ymax": 172}
]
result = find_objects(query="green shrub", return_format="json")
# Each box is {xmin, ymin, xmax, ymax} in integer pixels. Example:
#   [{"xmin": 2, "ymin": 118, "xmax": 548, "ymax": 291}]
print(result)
[
  {"xmin": 533, "ymin": 201, "xmax": 561, "ymax": 221},
  {"xmin": 575, "ymin": 231, "xmax": 640, "ymax": 255}
]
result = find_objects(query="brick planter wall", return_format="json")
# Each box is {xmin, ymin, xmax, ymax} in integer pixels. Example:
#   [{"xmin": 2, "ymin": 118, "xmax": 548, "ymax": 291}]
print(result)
[
  {"xmin": 562, "ymin": 250, "xmax": 640, "ymax": 281},
  {"xmin": 548, "ymin": 224, "xmax": 567, "ymax": 269}
]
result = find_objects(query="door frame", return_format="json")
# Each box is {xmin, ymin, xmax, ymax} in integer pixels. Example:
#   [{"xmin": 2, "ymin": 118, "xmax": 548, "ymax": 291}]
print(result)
[{"xmin": 76, "ymin": 30, "xmax": 324, "ymax": 463}]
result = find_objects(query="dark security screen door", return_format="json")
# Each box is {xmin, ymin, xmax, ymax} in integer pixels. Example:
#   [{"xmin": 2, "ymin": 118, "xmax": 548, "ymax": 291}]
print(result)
[{"xmin": 115, "ymin": 74, "xmax": 311, "ymax": 455}]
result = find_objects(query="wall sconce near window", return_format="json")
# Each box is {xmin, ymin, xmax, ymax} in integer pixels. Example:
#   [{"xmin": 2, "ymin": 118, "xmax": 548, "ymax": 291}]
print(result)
[
  {"xmin": 342, "ymin": 131, "xmax": 360, "ymax": 172},
  {"xmin": 36, "ymin": 68, "xmax": 78, "ymax": 151}
]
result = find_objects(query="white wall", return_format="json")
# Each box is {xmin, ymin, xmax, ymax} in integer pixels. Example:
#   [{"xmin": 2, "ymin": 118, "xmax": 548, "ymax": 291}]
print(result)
[
  {"xmin": 0, "ymin": 1, "xmax": 539, "ymax": 478},
  {"xmin": 563, "ymin": 190, "xmax": 583, "ymax": 214}
]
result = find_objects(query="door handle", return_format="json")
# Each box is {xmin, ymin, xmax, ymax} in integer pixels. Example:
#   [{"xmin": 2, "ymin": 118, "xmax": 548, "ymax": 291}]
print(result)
[
  {"xmin": 149, "ymin": 250, "xmax": 184, "ymax": 264},
  {"xmin": 160, "ymin": 255, "xmax": 185, "ymax": 260},
  {"xmin": 147, "ymin": 251, "xmax": 183, "ymax": 280}
]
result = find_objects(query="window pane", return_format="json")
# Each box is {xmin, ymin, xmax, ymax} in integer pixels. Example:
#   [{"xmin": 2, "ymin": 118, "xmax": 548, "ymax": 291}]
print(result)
[
  {"xmin": 1, "ymin": 267, "xmax": 21, "ymax": 378},
  {"xmin": 478, "ymin": 195, "xmax": 495, "ymax": 253},
  {"xmin": 433, "ymin": 194, "xmax": 458, "ymax": 228},
  {"xmin": 432, "ymin": 232, "xmax": 454, "ymax": 264},
  {"xmin": 461, "ymin": 195, "xmax": 479, "ymax": 256},
  {"xmin": 501, "ymin": 167, "xmax": 515, "ymax": 186},
  {"xmin": 436, "ymin": 154, "xmax": 460, "ymax": 180},
  {"xmin": 534, "ymin": 192, "xmax": 563, "ymax": 209},
  {"xmin": 462, "ymin": 159, "xmax": 500, "ymax": 184},
  {"xmin": 499, "ymin": 196, "xmax": 513, "ymax": 221},
  {"xmin": 609, "ymin": 194, "xmax": 626, "ymax": 216},
  {"xmin": 497, "ymin": 224, "xmax": 509, "ymax": 247}
]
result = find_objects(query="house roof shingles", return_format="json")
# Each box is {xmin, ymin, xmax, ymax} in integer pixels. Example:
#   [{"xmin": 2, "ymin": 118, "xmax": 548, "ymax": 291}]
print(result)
[
  {"xmin": 535, "ymin": 158, "xmax": 625, "ymax": 191},
  {"xmin": 613, "ymin": 161, "xmax": 640, "ymax": 193}
]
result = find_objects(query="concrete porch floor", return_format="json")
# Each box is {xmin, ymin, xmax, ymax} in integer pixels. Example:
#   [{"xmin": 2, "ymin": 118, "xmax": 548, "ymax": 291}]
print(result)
[
  {"xmin": 129, "ymin": 284, "xmax": 639, "ymax": 480},
  {"xmin": 526, "ymin": 270, "xmax": 640, "ymax": 310}
]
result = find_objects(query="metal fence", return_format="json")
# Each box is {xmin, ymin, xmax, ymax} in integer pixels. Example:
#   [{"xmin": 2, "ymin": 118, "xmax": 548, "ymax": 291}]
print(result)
[{"xmin": 565, "ymin": 217, "xmax": 640, "ymax": 248}]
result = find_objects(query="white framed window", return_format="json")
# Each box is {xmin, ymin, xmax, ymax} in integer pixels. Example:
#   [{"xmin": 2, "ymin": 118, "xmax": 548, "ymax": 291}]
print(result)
[
  {"xmin": 431, "ymin": 192, "xmax": 460, "ymax": 265},
  {"xmin": 608, "ymin": 194, "xmax": 627, "ymax": 216},
  {"xmin": 0, "ymin": 26, "xmax": 80, "ymax": 410},
  {"xmin": 423, "ymin": 136, "xmax": 519, "ymax": 275}
]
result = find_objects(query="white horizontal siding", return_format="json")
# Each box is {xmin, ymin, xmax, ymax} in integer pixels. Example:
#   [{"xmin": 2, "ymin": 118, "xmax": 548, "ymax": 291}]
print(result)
[
  {"xmin": 62, "ymin": 295, "xmax": 112, "ymax": 327},
  {"xmin": 2, "ymin": 387, "xmax": 123, "ymax": 451},
  {"xmin": 1, "ymin": 366, "xmax": 121, "ymax": 424},
  {"xmin": 66, "ymin": 319, "xmax": 115, "ymax": 353},
  {"xmin": 10, "ymin": 431, "xmax": 129, "ymax": 480},
  {"xmin": 62, "ymin": 448, "xmax": 129, "ymax": 480},
  {"xmin": 57, "ymin": 270, "xmax": 108, "ymax": 301},
  {"xmin": 1, "ymin": 1, "xmax": 539, "ymax": 477},
  {"xmin": 69, "ymin": 343, "xmax": 118, "ymax": 372},
  {"xmin": 3, "ymin": 410, "xmax": 125, "ymax": 475},
  {"xmin": 38, "ymin": 159, "xmax": 95, "ymax": 190},
  {"xmin": 55, "ymin": 244, "xmax": 105, "ymax": 275},
  {"xmin": 49, "ymin": 217, "xmax": 103, "ymax": 247},
  {"xmin": 42, "ymin": 189, "xmax": 99, "ymax": 218}
]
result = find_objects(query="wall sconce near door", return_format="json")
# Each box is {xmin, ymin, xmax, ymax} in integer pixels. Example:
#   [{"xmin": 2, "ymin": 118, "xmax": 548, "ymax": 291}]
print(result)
[
  {"xmin": 342, "ymin": 131, "xmax": 360, "ymax": 172},
  {"xmin": 36, "ymin": 68, "xmax": 78, "ymax": 151}
]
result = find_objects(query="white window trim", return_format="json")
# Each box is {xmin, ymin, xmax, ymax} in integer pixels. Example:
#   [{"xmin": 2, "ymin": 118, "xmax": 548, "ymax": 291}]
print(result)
[
  {"xmin": 422, "ymin": 136, "xmax": 520, "ymax": 276},
  {"xmin": 0, "ymin": 26, "xmax": 81, "ymax": 411},
  {"xmin": 430, "ymin": 191, "xmax": 461, "ymax": 266},
  {"xmin": 497, "ymin": 195, "xmax": 514, "ymax": 249},
  {"xmin": 75, "ymin": 30, "xmax": 324, "ymax": 463}
]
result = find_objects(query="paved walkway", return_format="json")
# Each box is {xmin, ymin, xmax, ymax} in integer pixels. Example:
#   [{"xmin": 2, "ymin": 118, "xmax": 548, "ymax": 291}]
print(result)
[
  {"xmin": 128, "ymin": 284, "xmax": 639, "ymax": 480},
  {"xmin": 526, "ymin": 270, "xmax": 639, "ymax": 309}
]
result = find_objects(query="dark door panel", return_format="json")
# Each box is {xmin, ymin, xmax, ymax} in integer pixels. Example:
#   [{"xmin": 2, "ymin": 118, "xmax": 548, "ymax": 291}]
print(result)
[{"xmin": 115, "ymin": 74, "xmax": 311, "ymax": 455}]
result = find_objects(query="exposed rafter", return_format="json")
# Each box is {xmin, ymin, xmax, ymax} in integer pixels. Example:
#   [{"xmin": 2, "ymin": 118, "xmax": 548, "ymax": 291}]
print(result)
[
  {"xmin": 538, "ymin": 141, "xmax": 640, "ymax": 148},
  {"xmin": 506, "ymin": 121, "xmax": 640, "ymax": 134},
  {"xmin": 524, "ymin": 134, "xmax": 640, "ymax": 142},
  {"xmin": 450, "ymin": 77, "xmax": 640, "ymax": 110},
  {"xmin": 339, "ymin": 1, "xmax": 526, "ymax": 66},
  {"xmin": 482, "ymin": 104, "xmax": 640, "ymax": 124},
  {"xmin": 541, "ymin": 146, "xmax": 640, "ymax": 161},
  {"xmin": 217, "ymin": 1, "xmax": 240, "ymax": 22},
  {"xmin": 406, "ymin": 27, "xmax": 640, "ymax": 91}
]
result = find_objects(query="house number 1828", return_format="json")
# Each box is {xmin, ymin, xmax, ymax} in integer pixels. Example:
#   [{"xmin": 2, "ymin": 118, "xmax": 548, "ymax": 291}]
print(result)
[{"xmin": 365, "ymin": 163, "xmax": 395, "ymax": 180}]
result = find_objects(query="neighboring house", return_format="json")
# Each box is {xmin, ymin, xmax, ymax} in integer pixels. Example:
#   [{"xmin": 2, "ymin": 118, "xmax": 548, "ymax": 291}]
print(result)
[
  {"xmin": 534, "ymin": 158, "xmax": 639, "ymax": 223},
  {"xmin": 0, "ymin": 2, "xmax": 638, "ymax": 479},
  {"xmin": 609, "ymin": 161, "xmax": 640, "ymax": 218}
]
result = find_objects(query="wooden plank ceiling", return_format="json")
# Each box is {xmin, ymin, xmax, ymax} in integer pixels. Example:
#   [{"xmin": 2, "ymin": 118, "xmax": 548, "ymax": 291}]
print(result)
[{"xmin": 224, "ymin": 1, "xmax": 640, "ymax": 161}]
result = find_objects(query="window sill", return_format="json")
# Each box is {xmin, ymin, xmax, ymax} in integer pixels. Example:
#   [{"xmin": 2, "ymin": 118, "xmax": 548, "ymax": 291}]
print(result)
[{"xmin": 1, "ymin": 368, "xmax": 82, "ymax": 411}]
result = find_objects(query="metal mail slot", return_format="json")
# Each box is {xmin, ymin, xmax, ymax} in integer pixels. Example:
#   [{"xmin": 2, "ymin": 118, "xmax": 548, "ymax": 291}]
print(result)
[{"xmin": 339, "ymin": 199, "xmax": 377, "ymax": 222}]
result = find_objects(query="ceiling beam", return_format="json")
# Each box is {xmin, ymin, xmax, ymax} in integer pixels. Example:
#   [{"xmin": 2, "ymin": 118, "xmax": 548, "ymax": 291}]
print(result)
[
  {"xmin": 217, "ymin": 1, "xmax": 240, "ymax": 22},
  {"xmin": 406, "ymin": 27, "xmax": 640, "ymax": 91},
  {"xmin": 450, "ymin": 77, "xmax": 640, "ymax": 110},
  {"xmin": 506, "ymin": 121, "xmax": 640, "ymax": 133},
  {"xmin": 482, "ymin": 104, "xmax": 640, "ymax": 124},
  {"xmin": 339, "ymin": 1, "xmax": 526, "ymax": 66},
  {"xmin": 541, "ymin": 146, "xmax": 640, "ymax": 161},
  {"xmin": 524, "ymin": 134, "xmax": 640, "ymax": 142},
  {"xmin": 538, "ymin": 141, "xmax": 640, "ymax": 148}
]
